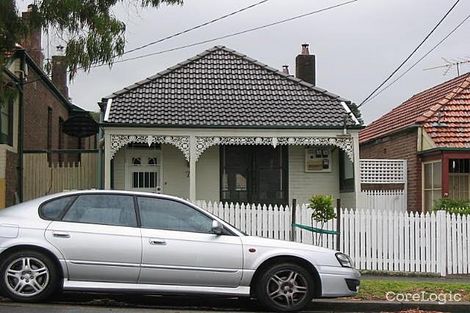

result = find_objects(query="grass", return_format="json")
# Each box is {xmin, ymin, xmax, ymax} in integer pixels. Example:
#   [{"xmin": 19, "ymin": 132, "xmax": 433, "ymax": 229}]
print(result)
[{"xmin": 354, "ymin": 279, "xmax": 470, "ymax": 302}]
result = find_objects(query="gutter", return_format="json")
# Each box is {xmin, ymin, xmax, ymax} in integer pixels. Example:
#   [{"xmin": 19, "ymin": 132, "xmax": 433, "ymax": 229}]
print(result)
[{"xmin": 417, "ymin": 147, "xmax": 470, "ymax": 155}]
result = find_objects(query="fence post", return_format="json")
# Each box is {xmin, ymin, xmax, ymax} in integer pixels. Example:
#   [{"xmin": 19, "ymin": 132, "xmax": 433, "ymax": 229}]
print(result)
[
  {"xmin": 291, "ymin": 199, "xmax": 297, "ymax": 242},
  {"xmin": 336, "ymin": 198, "xmax": 341, "ymax": 251},
  {"xmin": 437, "ymin": 210, "xmax": 447, "ymax": 276}
]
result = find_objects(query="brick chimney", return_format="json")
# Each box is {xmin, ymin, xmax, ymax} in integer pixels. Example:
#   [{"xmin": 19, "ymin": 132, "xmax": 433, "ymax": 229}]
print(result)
[
  {"xmin": 295, "ymin": 43, "xmax": 315, "ymax": 85},
  {"xmin": 21, "ymin": 4, "xmax": 44, "ymax": 67},
  {"xmin": 52, "ymin": 46, "xmax": 68, "ymax": 98}
]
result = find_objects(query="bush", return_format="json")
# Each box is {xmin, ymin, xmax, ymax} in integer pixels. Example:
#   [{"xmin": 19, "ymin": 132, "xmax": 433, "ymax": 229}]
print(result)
[
  {"xmin": 433, "ymin": 198, "xmax": 470, "ymax": 215},
  {"xmin": 309, "ymin": 194, "xmax": 336, "ymax": 224}
]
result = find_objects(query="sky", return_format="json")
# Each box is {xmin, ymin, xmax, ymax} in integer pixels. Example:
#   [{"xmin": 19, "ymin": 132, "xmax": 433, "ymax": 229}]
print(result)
[{"xmin": 17, "ymin": 0, "xmax": 470, "ymax": 124}]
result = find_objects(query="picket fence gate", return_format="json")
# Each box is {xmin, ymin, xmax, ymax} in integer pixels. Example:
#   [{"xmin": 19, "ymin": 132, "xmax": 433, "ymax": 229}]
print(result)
[{"xmin": 196, "ymin": 201, "xmax": 470, "ymax": 276}]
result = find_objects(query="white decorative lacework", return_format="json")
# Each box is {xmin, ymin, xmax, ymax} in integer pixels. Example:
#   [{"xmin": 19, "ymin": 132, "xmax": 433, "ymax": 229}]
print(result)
[
  {"xmin": 195, "ymin": 136, "xmax": 354, "ymax": 161},
  {"xmin": 110, "ymin": 135, "xmax": 190, "ymax": 160}
]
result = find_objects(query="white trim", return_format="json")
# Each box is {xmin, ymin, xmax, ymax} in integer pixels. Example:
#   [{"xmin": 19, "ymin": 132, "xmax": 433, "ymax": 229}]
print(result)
[
  {"xmin": 104, "ymin": 98, "xmax": 112, "ymax": 122},
  {"xmin": 341, "ymin": 101, "xmax": 360, "ymax": 125}
]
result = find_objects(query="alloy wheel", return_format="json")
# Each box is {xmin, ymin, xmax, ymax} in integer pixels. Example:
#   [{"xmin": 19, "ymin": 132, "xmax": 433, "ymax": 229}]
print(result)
[
  {"xmin": 266, "ymin": 269, "xmax": 309, "ymax": 308},
  {"xmin": 4, "ymin": 257, "xmax": 50, "ymax": 297}
]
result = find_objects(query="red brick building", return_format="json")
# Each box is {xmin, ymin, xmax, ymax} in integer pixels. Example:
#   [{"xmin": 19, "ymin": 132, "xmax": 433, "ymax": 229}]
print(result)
[
  {"xmin": 360, "ymin": 73, "xmax": 470, "ymax": 211},
  {"xmin": 0, "ymin": 8, "xmax": 97, "ymax": 207}
]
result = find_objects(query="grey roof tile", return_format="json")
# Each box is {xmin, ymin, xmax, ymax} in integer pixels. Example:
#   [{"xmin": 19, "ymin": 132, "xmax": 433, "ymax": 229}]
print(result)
[{"xmin": 104, "ymin": 46, "xmax": 356, "ymax": 128}]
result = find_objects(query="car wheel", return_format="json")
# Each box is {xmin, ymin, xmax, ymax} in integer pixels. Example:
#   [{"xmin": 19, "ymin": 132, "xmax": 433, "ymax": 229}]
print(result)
[
  {"xmin": 255, "ymin": 262, "xmax": 315, "ymax": 312},
  {"xmin": 0, "ymin": 250, "xmax": 60, "ymax": 302}
]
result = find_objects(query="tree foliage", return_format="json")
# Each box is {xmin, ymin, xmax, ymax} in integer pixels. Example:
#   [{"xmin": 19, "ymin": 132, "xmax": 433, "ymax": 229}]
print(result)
[{"xmin": 1, "ymin": 0, "xmax": 183, "ymax": 78}]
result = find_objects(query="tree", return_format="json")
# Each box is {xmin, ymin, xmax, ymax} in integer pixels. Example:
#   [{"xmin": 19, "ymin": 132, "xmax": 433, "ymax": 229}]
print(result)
[
  {"xmin": 1, "ymin": 0, "xmax": 183, "ymax": 78},
  {"xmin": 308, "ymin": 194, "xmax": 336, "ymax": 245}
]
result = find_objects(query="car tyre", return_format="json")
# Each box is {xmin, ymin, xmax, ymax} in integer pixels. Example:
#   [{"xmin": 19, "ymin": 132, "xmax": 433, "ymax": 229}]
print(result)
[
  {"xmin": 0, "ymin": 250, "xmax": 61, "ymax": 302},
  {"xmin": 255, "ymin": 262, "xmax": 315, "ymax": 312}
]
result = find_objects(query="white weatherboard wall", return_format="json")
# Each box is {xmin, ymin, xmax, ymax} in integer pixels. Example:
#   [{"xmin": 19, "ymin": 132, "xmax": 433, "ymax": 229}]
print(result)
[
  {"xmin": 112, "ymin": 148, "xmax": 126, "ymax": 190},
  {"xmin": 161, "ymin": 144, "xmax": 189, "ymax": 199},
  {"xmin": 196, "ymin": 146, "xmax": 219, "ymax": 202},
  {"xmin": 288, "ymin": 146, "xmax": 340, "ymax": 204}
]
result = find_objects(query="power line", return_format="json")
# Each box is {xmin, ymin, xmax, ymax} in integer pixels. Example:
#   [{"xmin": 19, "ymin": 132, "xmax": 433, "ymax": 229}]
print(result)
[
  {"xmin": 123, "ymin": 0, "xmax": 270, "ymax": 56},
  {"xmin": 92, "ymin": 0, "xmax": 359, "ymax": 69},
  {"xmin": 357, "ymin": 0, "xmax": 461, "ymax": 108},
  {"xmin": 362, "ymin": 13, "xmax": 470, "ymax": 106}
]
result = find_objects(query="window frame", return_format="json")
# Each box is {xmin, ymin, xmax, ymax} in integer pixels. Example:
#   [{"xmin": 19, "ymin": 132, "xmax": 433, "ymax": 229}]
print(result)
[
  {"xmin": 39, "ymin": 193, "xmax": 238, "ymax": 235},
  {"xmin": 38, "ymin": 195, "xmax": 77, "ymax": 221},
  {"xmin": 0, "ymin": 97, "xmax": 14, "ymax": 146},
  {"xmin": 40, "ymin": 193, "xmax": 139, "ymax": 228},
  {"xmin": 136, "ymin": 195, "xmax": 236, "ymax": 236},
  {"xmin": 422, "ymin": 160, "xmax": 442, "ymax": 211}
]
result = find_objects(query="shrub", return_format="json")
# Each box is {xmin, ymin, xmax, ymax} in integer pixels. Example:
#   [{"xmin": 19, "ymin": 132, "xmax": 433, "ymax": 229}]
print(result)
[{"xmin": 433, "ymin": 198, "xmax": 470, "ymax": 215}]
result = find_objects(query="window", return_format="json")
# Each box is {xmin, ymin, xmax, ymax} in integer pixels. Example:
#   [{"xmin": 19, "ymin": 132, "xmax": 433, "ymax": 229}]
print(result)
[
  {"xmin": 138, "ymin": 197, "xmax": 213, "ymax": 233},
  {"xmin": 220, "ymin": 146, "xmax": 288, "ymax": 205},
  {"xmin": 63, "ymin": 194, "xmax": 137, "ymax": 227},
  {"xmin": 423, "ymin": 161, "xmax": 441, "ymax": 211},
  {"xmin": 126, "ymin": 149, "xmax": 161, "ymax": 192},
  {"xmin": 39, "ymin": 196, "xmax": 75, "ymax": 220},
  {"xmin": 0, "ymin": 99, "xmax": 13, "ymax": 145},
  {"xmin": 449, "ymin": 159, "xmax": 470, "ymax": 200}
]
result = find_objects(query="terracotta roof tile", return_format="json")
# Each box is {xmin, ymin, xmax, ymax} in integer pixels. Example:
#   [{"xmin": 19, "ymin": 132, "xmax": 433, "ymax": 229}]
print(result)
[{"xmin": 360, "ymin": 72, "xmax": 470, "ymax": 148}]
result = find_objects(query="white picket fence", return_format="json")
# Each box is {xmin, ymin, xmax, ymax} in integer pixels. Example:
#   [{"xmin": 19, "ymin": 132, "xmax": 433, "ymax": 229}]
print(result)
[
  {"xmin": 197, "ymin": 201, "xmax": 470, "ymax": 276},
  {"xmin": 358, "ymin": 190, "xmax": 407, "ymax": 212}
]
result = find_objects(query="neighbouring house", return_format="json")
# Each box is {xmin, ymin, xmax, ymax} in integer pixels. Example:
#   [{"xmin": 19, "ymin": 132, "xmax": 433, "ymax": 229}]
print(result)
[
  {"xmin": 0, "ymin": 6, "xmax": 98, "ymax": 208},
  {"xmin": 360, "ymin": 72, "xmax": 470, "ymax": 211},
  {"xmin": 100, "ymin": 44, "xmax": 362, "ymax": 206}
]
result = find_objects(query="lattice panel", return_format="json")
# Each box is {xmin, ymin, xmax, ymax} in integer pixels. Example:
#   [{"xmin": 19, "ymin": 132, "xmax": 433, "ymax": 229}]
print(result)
[{"xmin": 360, "ymin": 159, "xmax": 407, "ymax": 184}]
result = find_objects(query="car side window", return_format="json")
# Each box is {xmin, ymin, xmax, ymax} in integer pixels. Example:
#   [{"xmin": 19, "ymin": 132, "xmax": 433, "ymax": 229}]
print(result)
[
  {"xmin": 62, "ymin": 194, "xmax": 137, "ymax": 227},
  {"xmin": 40, "ymin": 196, "xmax": 75, "ymax": 220},
  {"xmin": 138, "ymin": 197, "xmax": 213, "ymax": 233}
]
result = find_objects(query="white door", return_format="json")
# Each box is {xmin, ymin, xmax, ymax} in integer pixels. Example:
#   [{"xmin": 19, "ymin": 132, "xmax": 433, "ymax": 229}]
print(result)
[{"xmin": 126, "ymin": 149, "xmax": 161, "ymax": 193}]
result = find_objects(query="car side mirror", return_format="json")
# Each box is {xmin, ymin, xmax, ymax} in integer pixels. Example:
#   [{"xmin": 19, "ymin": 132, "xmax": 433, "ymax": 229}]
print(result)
[{"xmin": 211, "ymin": 220, "xmax": 224, "ymax": 235}]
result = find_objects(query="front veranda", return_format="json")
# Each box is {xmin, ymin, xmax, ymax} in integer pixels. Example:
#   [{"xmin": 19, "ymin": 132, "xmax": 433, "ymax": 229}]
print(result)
[{"xmin": 104, "ymin": 129, "xmax": 360, "ymax": 207}]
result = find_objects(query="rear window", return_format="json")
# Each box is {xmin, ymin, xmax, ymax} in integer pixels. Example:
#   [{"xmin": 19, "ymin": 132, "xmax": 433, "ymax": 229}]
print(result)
[{"xmin": 39, "ymin": 196, "xmax": 75, "ymax": 220}]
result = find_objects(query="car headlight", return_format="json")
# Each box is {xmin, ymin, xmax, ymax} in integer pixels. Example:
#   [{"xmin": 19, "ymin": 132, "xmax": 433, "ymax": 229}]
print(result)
[{"xmin": 335, "ymin": 252, "xmax": 353, "ymax": 268}]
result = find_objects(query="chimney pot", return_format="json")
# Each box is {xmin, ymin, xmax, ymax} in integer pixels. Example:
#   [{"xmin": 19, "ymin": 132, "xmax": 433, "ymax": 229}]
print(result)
[
  {"xmin": 301, "ymin": 43, "xmax": 310, "ymax": 55},
  {"xmin": 282, "ymin": 65, "xmax": 289, "ymax": 75}
]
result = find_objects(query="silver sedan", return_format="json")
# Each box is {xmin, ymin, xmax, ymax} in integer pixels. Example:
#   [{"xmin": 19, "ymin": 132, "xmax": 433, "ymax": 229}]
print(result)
[{"xmin": 0, "ymin": 190, "xmax": 360, "ymax": 312}]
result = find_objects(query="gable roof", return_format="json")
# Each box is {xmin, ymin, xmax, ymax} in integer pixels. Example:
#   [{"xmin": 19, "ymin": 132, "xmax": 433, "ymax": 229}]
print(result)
[
  {"xmin": 103, "ymin": 46, "xmax": 358, "ymax": 129},
  {"xmin": 360, "ymin": 72, "xmax": 470, "ymax": 148}
]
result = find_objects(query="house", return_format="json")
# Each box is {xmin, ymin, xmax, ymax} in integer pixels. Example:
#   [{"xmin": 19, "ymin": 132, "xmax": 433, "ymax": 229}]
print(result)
[
  {"xmin": 0, "ymin": 6, "xmax": 97, "ymax": 208},
  {"xmin": 100, "ymin": 44, "xmax": 362, "ymax": 206},
  {"xmin": 360, "ymin": 73, "xmax": 470, "ymax": 211}
]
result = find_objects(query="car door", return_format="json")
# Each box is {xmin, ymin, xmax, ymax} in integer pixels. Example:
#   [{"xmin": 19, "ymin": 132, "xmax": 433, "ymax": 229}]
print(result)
[
  {"xmin": 138, "ymin": 196, "xmax": 243, "ymax": 287},
  {"xmin": 45, "ymin": 193, "xmax": 141, "ymax": 283}
]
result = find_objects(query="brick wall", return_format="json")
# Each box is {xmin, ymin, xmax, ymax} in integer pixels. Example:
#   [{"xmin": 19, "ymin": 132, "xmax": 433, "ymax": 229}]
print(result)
[
  {"xmin": 5, "ymin": 150, "xmax": 18, "ymax": 207},
  {"xmin": 360, "ymin": 129, "xmax": 421, "ymax": 211}
]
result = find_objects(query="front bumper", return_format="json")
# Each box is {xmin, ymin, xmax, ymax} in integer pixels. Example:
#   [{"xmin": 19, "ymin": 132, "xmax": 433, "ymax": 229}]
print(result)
[{"xmin": 317, "ymin": 265, "xmax": 361, "ymax": 297}]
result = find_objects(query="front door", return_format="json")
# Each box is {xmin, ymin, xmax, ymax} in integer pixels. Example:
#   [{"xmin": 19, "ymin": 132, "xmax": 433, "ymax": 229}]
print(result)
[
  {"xmin": 126, "ymin": 148, "xmax": 161, "ymax": 193},
  {"xmin": 45, "ymin": 194, "xmax": 141, "ymax": 283},
  {"xmin": 137, "ymin": 196, "xmax": 243, "ymax": 287}
]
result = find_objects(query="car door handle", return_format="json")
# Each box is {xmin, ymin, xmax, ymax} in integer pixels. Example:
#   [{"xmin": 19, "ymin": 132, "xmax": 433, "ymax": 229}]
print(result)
[
  {"xmin": 149, "ymin": 238, "xmax": 166, "ymax": 245},
  {"xmin": 52, "ymin": 232, "xmax": 70, "ymax": 238}
]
